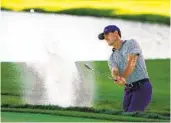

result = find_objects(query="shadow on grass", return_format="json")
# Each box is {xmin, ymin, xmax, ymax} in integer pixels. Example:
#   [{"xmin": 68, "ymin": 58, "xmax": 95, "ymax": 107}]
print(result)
[{"xmin": 1, "ymin": 7, "xmax": 170, "ymax": 25}]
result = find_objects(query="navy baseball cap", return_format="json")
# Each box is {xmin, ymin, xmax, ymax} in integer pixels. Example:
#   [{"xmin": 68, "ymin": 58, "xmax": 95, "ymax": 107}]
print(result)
[{"xmin": 98, "ymin": 25, "xmax": 121, "ymax": 40}]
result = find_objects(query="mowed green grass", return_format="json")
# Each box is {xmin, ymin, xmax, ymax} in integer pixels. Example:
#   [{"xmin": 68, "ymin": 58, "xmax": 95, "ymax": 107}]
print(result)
[
  {"xmin": 1, "ymin": 62, "xmax": 22, "ymax": 95},
  {"xmin": 1, "ymin": 62, "xmax": 24, "ymax": 105},
  {"xmin": 93, "ymin": 59, "xmax": 170, "ymax": 113},
  {"xmin": 1, "ymin": 111, "xmax": 108, "ymax": 122}
]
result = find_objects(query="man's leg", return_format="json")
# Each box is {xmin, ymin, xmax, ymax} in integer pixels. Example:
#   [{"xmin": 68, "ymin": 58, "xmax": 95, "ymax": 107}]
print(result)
[
  {"xmin": 123, "ymin": 88, "xmax": 132, "ymax": 112},
  {"xmin": 127, "ymin": 82, "xmax": 152, "ymax": 112}
]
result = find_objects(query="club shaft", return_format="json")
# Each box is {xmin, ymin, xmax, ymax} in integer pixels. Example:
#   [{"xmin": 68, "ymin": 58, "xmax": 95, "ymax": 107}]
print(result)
[
  {"xmin": 88, "ymin": 67, "xmax": 115, "ymax": 80},
  {"xmin": 84, "ymin": 64, "xmax": 117, "ymax": 81}
]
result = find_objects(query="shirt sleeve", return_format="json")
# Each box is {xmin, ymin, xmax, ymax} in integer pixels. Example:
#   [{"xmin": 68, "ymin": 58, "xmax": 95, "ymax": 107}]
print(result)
[{"xmin": 124, "ymin": 39, "xmax": 142, "ymax": 56}]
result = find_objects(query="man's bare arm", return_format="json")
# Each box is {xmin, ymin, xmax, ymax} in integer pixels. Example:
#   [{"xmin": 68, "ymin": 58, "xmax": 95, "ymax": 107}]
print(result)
[
  {"xmin": 122, "ymin": 54, "xmax": 139, "ymax": 79},
  {"xmin": 112, "ymin": 67, "xmax": 120, "ymax": 79},
  {"xmin": 112, "ymin": 67, "xmax": 126, "ymax": 86}
]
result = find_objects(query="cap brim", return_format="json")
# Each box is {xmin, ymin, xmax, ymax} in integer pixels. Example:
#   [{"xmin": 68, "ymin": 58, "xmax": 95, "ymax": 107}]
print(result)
[{"xmin": 98, "ymin": 33, "xmax": 104, "ymax": 40}]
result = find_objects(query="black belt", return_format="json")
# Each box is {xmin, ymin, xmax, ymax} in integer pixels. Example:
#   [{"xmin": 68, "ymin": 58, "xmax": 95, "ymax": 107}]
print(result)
[{"xmin": 125, "ymin": 78, "xmax": 149, "ymax": 88}]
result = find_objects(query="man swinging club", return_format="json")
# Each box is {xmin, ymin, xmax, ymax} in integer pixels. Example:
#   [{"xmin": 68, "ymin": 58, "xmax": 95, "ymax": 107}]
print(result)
[{"xmin": 98, "ymin": 25, "xmax": 152, "ymax": 112}]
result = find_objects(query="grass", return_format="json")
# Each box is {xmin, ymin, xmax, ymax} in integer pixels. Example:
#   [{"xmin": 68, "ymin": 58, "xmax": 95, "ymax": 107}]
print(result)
[
  {"xmin": 1, "ymin": 107, "xmax": 169, "ymax": 122},
  {"xmin": 1, "ymin": 111, "xmax": 108, "ymax": 122},
  {"xmin": 1, "ymin": 104, "xmax": 170, "ymax": 119},
  {"xmin": 1, "ymin": 0, "xmax": 170, "ymax": 25},
  {"xmin": 1, "ymin": 95, "xmax": 23, "ymax": 105},
  {"xmin": 1, "ymin": 62, "xmax": 24, "ymax": 105},
  {"xmin": 1, "ymin": 62, "xmax": 23, "ymax": 95}
]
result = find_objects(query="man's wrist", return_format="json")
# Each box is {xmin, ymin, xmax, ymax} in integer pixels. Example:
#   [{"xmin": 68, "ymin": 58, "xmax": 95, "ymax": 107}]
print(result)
[
  {"xmin": 119, "ymin": 76, "xmax": 126, "ymax": 85},
  {"xmin": 120, "ymin": 75, "xmax": 126, "ymax": 80}
]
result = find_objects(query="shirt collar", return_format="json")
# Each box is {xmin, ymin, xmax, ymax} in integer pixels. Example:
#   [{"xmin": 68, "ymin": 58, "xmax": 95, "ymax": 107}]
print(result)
[{"xmin": 112, "ymin": 40, "xmax": 127, "ymax": 52}]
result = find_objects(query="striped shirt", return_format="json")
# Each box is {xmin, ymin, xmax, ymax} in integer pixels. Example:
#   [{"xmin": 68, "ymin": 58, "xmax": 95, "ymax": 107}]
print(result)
[{"xmin": 108, "ymin": 39, "xmax": 149, "ymax": 84}]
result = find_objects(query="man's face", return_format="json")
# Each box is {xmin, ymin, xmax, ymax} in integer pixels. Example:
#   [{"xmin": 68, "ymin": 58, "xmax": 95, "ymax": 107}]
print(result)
[{"xmin": 104, "ymin": 31, "xmax": 118, "ymax": 46}]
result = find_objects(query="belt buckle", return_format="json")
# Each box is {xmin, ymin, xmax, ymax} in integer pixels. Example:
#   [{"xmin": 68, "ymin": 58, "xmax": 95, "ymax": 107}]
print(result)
[{"xmin": 128, "ymin": 83, "xmax": 134, "ymax": 88}]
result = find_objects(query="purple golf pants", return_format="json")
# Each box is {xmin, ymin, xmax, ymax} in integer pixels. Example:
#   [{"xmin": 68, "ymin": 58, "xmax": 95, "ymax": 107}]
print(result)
[{"xmin": 123, "ymin": 80, "xmax": 152, "ymax": 112}]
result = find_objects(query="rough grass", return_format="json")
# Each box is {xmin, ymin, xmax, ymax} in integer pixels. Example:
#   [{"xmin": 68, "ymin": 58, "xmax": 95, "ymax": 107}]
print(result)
[
  {"xmin": 1, "ymin": 0, "xmax": 170, "ymax": 25},
  {"xmin": 1, "ymin": 104, "xmax": 170, "ymax": 120},
  {"xmin": 1, "ymin": 107, "xmax": 169, "ymax": 122}
]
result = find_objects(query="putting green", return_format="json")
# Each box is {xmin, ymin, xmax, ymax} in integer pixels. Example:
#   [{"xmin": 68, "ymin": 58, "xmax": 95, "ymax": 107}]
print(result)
[{"xmin": 1, "ymin": 111, "xmax": 108, "ymax": 122}]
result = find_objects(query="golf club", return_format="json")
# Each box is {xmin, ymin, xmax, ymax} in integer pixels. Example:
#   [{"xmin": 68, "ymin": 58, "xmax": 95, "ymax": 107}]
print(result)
[{"xmin": 84, "ymin": 64, "xmax": 117, "ymax": 81}]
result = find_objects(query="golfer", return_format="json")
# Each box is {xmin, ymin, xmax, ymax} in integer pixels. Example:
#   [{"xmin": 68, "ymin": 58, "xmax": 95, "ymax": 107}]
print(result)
[{"xmin": 98, "ymin": 25, "xmax": 152, "ymax": 112}]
